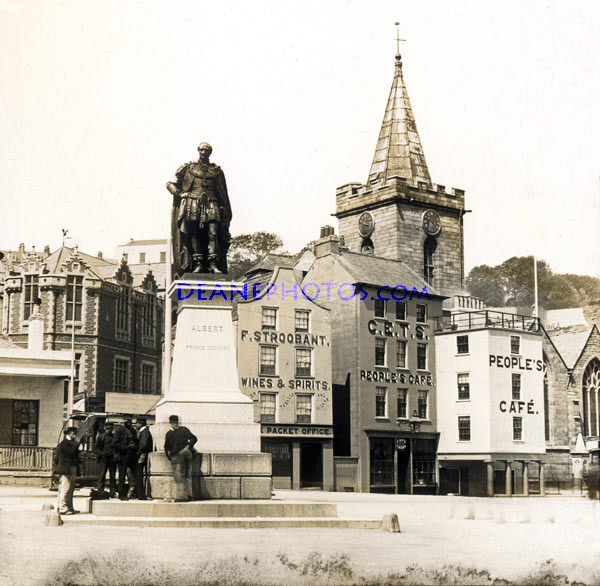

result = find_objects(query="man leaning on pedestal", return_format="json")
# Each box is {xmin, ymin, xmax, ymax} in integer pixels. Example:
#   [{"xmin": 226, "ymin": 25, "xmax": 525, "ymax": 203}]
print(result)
[
  {"xmin": 164, "ymin": 415, "xmax": 197, "ymax": 501},
  {"xmin": 54, "ymin": 426, "xmax": 81, "ymax": 515}
]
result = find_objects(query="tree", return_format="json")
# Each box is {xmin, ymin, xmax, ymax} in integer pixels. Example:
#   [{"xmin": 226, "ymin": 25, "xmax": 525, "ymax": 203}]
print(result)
[
  {"xmin": 466, "ymin": 256, "xmax": 598, "ymax": 310},
  {"xmin": 465, "ymin": 264, "xmax": 505, "ymax": 306},
  {"xmin": 227, "ymin": 232, "xmax": 286, "ymax": 279}
]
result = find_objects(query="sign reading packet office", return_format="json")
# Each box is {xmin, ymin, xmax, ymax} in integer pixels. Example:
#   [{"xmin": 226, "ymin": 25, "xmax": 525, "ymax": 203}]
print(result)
[{"xmin": 261, "ymin": 424, "xmax": 333, "ymax": 438}]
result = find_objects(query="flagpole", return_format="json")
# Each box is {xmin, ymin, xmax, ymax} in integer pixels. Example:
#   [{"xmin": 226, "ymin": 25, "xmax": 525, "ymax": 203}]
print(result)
[
  {"xmin": 532, "ymin": 255, "xmax": 539, "ymax": 318},
  {"xmin": 162, "ymin": 208, "xmax": 173, "ymax": 395}
]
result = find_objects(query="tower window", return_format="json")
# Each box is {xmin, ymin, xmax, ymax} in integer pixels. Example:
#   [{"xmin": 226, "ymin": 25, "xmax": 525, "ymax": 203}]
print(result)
[
  {"xmin": 423, "ymin": 237, "xmax": 437, "ymax": 284},
  {"xmin": 361, "ymin": 237, "xmax": 374, "ymax": 255}
]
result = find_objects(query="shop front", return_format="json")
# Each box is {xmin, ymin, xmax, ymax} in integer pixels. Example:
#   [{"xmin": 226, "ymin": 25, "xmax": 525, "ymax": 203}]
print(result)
[
  {"xmin": 368, "ymin": 432, "xmax": 438, "ymax": 494},
  {"xmin": 261, "ymin": 424, "xmax": 334, "ymax": 490}
]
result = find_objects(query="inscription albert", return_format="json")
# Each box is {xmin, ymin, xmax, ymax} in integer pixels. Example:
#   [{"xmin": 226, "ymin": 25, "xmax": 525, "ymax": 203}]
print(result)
[{"xmin": 191, "ymin": 324, "xmax": 223, "ymax": 333}]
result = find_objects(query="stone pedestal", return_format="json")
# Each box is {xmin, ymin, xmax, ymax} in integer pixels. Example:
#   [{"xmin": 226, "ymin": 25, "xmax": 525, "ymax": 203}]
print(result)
[{"xmin": 149, "ymin": 278, "xmax": 271, "ymax": 500}]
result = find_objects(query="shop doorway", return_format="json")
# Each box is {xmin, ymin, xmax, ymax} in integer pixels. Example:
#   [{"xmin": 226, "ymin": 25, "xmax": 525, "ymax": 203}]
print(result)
[
  {"xmin": 440, "ymin": 467, "xmax": 460, "ymax": 495},
  {"xmin": 396, "ymin": 441, "xmax": 411, "ymax": 494},
  {"xmin": 300, "ymin": 443, "xmax": 323, "ymax": 489},
  {"xmin": 370, "ymin": 437, "xmax": 395, "ymax": 493},
  {"xmin": 262, "ymin": 441, "xmax": 292, "ymax": 489}
]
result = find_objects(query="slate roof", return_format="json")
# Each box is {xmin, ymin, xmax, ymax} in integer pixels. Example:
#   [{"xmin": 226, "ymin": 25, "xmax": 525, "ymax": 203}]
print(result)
[
  {"xmin": 368, "ymin": 53, "xmax": 431, "ymax": 186},
  {"xmin": 548, "ymin": 329, "xmax": 593, "ymax": 369},
  {"xmin": 334, "ymin": 251, "xmax": 443, "ymax": 297},
  {"xmin": 43, "ymin": 246, "xmax": 116, "ymax": 279},
  {"xmin": 245, "ymin": 253, "xmax": 296, "ymax": 274}
]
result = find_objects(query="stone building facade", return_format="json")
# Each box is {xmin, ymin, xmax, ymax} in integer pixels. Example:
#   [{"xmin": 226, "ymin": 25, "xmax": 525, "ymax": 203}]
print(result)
[
  {"xmin": 234, "ymin": 258, "xmax": 334, "ymax": 490},
  {"xmin": 0, "ymin": 245, "xmax": 163, "ymax": 413},
  {"xmin": 303, "ymin": 234, "xmax": 444, "ymax": 494},
  {"xmin": 542, "ymin": 313, "xmax": 600, "ymax": 495}
]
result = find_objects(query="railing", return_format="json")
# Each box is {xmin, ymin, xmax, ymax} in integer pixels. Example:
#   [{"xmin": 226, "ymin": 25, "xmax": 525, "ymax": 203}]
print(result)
[
  {"xmin": 0, "ymin": 446, "xmax": 54, "ymax": 471},
  {"xmin": 434, "ymin": 310, "xmax": 541, "ymax": 334}
]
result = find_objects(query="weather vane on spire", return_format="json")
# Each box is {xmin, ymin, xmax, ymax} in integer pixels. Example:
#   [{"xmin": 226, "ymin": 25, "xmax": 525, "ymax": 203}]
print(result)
[{"xmin": 394, "ymin": 22, "xmax": 406, "ymax": 55}]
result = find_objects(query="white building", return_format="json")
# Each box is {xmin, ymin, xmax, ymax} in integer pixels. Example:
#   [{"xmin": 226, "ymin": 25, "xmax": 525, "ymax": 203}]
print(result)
[
  {"xmin": 0, "ymin": 306, "xmax": 71, "ymax": 486},
  {"xmin": 435, "ymin": 310, "xmax": 546, "ymax": 496},
  {"xmin": 115, "ymin": 239, "xmax": 167, "ymax": 294},
  {"xmin": 115, "ymin": 239, "xmax": 167, "ymax": 265}
]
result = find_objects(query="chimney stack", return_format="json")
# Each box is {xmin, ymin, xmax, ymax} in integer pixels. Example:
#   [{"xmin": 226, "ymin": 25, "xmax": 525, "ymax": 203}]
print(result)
[
  {"xmin": 97, "ymin": 251, "xmax": 103, "ymax": 259},
  {"xmin": 43, "ymin": 245, "xmax": 50, "ymax": 255},
  {"xmin": 18, "ymin": 243, "xmax": 25, "ymax": 256},
  {"xmin": 314, "ymin": 227, "xmax": 340, "ymax": 258},
  {"xmin": 27, "ymin": 298, "xmax": 44, "ymax": 352}
]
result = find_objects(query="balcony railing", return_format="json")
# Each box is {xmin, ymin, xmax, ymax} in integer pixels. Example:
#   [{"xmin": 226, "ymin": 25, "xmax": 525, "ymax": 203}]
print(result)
[
  {"xmin": 434, "ymin": 310, "xmax": 541, "ymax": 334},
  {"xmin": 0, "ymin": 446, "xmax": 54, "ymax": 471}
]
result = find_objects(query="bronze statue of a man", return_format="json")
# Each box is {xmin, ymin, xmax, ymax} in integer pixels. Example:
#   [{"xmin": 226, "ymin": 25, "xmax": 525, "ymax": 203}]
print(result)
[{"xmin": 166, "ymin": 143, "xmax": 232, "ymax": 275}]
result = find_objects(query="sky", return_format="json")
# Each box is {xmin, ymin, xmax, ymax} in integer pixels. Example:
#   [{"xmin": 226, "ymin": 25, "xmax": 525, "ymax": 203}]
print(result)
[{"xmin": 1, "ymin": 0, "xmax": 599, "ymax": 277}]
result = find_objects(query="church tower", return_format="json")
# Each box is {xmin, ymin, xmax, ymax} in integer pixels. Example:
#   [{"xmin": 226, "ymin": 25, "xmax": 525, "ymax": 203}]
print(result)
[{"xmin": 335, "ymin": 51, "xmax": 467, "ymax": 298}]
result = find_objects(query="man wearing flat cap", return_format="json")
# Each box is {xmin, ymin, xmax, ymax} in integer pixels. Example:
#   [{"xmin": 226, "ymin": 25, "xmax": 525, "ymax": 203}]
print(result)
[{"xmin": 54, "ymin": 426, "xmax": 81, "ymax": 514}]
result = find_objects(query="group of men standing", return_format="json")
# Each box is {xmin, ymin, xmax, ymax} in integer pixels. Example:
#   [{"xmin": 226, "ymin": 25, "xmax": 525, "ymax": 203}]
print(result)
[
  {"xmin": 95, "ymin": 416, "xmax": 153, "ymax": 500},
  {"xmin": 54, "ymin": 414, "xmax": 198, "ymax": 513}
]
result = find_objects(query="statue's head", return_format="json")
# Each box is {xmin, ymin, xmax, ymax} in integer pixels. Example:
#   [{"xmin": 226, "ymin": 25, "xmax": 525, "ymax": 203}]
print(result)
[{"xmin": 197, "ymin": 142, "xmax": 212, "ymax": 161}]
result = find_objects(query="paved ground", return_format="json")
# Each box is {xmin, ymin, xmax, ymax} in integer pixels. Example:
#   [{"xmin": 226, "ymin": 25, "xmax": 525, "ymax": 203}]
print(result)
[{"xmin": 1, "ymin": 487, "xmax": 599, "ymax": 585}]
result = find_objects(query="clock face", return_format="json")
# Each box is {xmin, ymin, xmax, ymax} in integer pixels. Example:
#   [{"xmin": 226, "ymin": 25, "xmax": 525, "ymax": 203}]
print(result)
[
  {"xmin": 358, "ymin": 212, "xmax": 375, "ymax": 238},
  {"xmin": 422, "ymin": 209, "xmax": 442, "ymax": 237}
]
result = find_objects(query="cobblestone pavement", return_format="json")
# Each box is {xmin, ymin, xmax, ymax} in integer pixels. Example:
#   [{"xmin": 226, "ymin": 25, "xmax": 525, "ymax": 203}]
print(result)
[{"xmin": 1, "ymin": 487, "xmax": 599, "ymax": 585}]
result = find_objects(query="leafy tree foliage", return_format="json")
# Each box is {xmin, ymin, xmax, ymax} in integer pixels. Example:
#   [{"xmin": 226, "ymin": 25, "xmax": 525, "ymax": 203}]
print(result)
[
  {"xmin": 466, "ymin": 256, "xmax": 599, "ymax": 310},
  {"xmin": 227, "ymin": 232, "xmax": 286, "ymax": 279}
]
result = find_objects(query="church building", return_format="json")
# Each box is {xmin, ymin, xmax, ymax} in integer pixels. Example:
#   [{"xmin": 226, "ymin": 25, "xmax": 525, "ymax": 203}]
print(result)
[{"xmin": 334, "ymin": 52, "xmax": 467, "ymax": 301}]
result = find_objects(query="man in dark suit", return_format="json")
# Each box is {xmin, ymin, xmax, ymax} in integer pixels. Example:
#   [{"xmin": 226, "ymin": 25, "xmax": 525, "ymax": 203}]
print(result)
[
  {"xmin": 94, "ymin": 422, "xmax": 117, "ymax": 496},
  {"xmin": 113, "ymin": 417, "xmax": 138, "ymax": 500},
  {"xmin": 135, "ymin": 416, "xmax": 153, "ymax": 500},
  {"xmin": 164, "ymin": 415, "xmax": 197, "ymax": 501},
  {"xmin": 54, "ymin": 426, "xmax": 81, "ymax": 514}
]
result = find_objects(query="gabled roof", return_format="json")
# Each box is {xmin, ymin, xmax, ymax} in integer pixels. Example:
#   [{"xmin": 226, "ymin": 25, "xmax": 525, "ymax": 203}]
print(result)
[
  {"xmin": 368, "ymin": 53, "xmax": 431, "ymax": 187},
  {"xmin": 548, "ymin": 328, "xmax": 593, "ymax": 369},
  {"xmin": 334, "ymin": 251, "xmax": 443, "ymax": 297},
  {"xmin": 245, "ymin": 253, "xmax": 296, "ymax": 275},
  {"xmin": 43, "ymin": 246, "xmax": 115, "ymax": 279}
]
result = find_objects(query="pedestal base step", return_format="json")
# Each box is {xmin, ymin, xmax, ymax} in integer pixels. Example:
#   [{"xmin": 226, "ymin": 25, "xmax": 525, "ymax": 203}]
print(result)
[
  {"xmin": 91, "ymin": 500, "xmax": 337, "ymax": 518},
  {"xmin": 62, "ymin": 516, "xmax": 383, "ymax": 529}
]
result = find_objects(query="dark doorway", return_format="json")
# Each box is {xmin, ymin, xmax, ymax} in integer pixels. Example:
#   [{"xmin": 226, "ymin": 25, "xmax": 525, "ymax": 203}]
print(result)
[
  {"xmin": 300, "ymin": 443, "xmax": 322, "ymax": 489},
  {"xmin": 262, "ymin": 440, "xmax": 292, "ymax": 489},
  {"xmin": 440, "ymin": 467, "xmax": 460, "ymax": 495},
  {"xmin": 397, "ymin": 442, "xmax": 411, "ymax": 494},
  {"xmin": 494, "ymin": 468, "xmax": 515, "ymax": 494}
]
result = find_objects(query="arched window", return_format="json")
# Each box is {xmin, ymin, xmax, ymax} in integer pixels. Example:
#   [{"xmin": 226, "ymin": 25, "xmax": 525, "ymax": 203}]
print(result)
[
  {"xmin": 582, "ymin": 358, "xmax": 600, "ymax": 437},
  {"xmin": 361, "ymin": 237, "xmax": 374, "ymax": 256},
  {"xmin": 423, "ymin": 237, "xmax": 437, "ymax": 284}
]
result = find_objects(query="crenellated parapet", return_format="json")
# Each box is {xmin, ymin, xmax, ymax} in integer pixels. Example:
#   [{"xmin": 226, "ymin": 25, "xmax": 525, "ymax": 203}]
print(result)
[{"xmin": 335, "ymin": 175, "xmax": 465, "ymax": 218}]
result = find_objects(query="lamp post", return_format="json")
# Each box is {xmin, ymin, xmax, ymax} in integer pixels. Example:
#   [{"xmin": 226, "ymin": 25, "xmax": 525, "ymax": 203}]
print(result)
[{"xmin": 409, "ymin": 409, "xmax": 421, "ymax": 434}]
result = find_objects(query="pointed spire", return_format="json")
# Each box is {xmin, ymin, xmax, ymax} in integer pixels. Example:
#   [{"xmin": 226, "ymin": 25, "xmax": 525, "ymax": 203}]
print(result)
[{"xmin": 368, "ymin": 52, "xmax": 431, "ymax": 187}]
